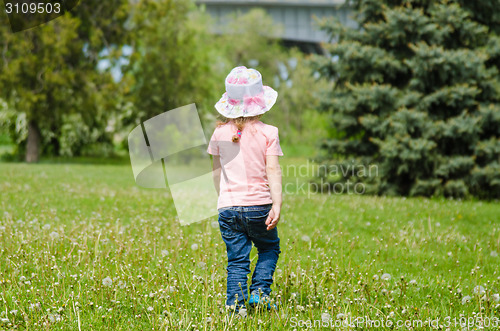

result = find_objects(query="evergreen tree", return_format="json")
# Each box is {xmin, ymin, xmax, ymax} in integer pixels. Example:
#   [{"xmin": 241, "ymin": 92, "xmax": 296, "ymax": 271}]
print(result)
[{"xmin": 313, "ymin": 0, "xmax": 500, "ymax": 199}]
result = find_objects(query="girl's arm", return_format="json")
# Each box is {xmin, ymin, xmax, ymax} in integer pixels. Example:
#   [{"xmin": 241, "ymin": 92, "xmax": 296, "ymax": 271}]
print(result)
[
  {"xmin": 265, "ymin": 155, "xmax": 282, "ymax": 230},
  {"xmin": 212, "ymin": 155, "xmax": 221, "ymax": 196}
]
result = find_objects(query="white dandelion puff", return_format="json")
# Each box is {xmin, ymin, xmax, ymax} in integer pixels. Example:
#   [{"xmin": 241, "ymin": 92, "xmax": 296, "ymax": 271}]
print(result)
[
  {"xmin": 191, "ymin": 244, "xmax": 199, "ymax": 251},
  {"xmin": 491, "ymin": 251, "xmax": 498, "ymax": 257},
  {"xmin": 492, "ymin": 294, "xmax": 499, "ymax": 302},
  {"xmin": 102, "ymin": 276, "xmax": 113, "ymax": 287},
  {"xmin": 42, "ymin": 224, "xmax": 51, "ymax": 230},
  {"xmin": 321, "ymin": 312, "xmax": 331, "ymax": 323},
  {"xmin": 381, "ymin": 273, "xmax": 391, "ymax": 281},
  {"xmin": 238, "ymin": 308, "xmax": 247, "ymax": 318},
  {"xmin": 161, "ymin": 250, "xmax": 169, "ymax": 257},
  {"xmin": 462, "ymin": 295, "xmax": 472, "ymax": 304},
  {"xmin": 301, "ymin": 235, "xmax": 311, "ymax": 242},
  {"xmin": 49, "ymin": 231, "xmax": 59, "ymax": 240},
  {"xmin": 474, "ymin": 285, "xmax": 485, "ymax": 295},
  {"xmin": 373, "ymin": 274, "xmax": 379, "ymax": 281}
]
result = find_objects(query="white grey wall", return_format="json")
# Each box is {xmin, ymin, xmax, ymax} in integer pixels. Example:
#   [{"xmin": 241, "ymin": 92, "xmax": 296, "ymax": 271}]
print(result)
[{"xmin": 197, "ymin": 2, "xmax": 356, "ymax": 44}]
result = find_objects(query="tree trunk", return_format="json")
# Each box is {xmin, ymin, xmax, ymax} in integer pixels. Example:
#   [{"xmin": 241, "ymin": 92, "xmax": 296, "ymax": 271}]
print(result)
[{"xmin": 25, "ymin": 120, "xmax": 41, "ymax": 163}]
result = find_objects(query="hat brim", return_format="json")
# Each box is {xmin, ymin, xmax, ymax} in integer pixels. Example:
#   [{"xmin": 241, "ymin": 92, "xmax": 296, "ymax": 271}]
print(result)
[{"xmin": 214, "ymin": 86, "xmax": 278, "ymax": 119}]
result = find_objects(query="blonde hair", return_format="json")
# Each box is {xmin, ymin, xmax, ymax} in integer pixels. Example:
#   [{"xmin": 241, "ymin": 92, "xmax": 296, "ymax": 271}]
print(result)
[{"xmin": 216, "ymin": 114, "xmax": 263, "ymax": 142}]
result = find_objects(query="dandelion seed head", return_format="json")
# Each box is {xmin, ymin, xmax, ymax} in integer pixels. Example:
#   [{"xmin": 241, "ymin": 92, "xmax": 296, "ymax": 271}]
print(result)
[
  {"xmin": 238, "ymin": 308, "xmax": 247, "ymax": 318},
  {"xmin": 462, "ymin": 295, "xmax": 471, "ymax": 304},
  {"xmin": 474, "ymin": 285, "xmax": 485, "ymax": 295},
  {"xmin": 381, "ymin": 273, "xmax": 391, "ymax": 281},
  {"xmin": 102, "ymin": 276, "xmax": 113, "ymax": 287}
]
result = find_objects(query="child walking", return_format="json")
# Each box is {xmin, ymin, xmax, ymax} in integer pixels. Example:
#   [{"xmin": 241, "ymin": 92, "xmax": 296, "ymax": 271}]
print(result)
[{"xmin": 207, "ymin": 66, "xmax": 283, "ymax": 312}]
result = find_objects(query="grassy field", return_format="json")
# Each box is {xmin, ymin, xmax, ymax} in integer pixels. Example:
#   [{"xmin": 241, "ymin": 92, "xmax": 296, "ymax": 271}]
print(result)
[{"xmin": 0, "ymin": 157, "xmax": 499, "ymax": 330}]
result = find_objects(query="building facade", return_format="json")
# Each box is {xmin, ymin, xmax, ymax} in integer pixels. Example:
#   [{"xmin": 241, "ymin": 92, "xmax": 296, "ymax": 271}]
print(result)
[{"xmin": 196, "ymin": 0, "xmax": 355, "ymax": 53}]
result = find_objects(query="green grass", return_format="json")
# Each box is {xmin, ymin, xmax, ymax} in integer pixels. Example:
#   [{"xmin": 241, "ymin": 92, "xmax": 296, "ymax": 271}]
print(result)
[{"xmin": 0, "ymin": 158, "xmax": 499, "ymax": 330}]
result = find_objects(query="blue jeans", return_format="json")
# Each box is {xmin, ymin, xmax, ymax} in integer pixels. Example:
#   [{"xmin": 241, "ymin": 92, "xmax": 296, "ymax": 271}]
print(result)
[{"xmin": 218, "ymin": 204, "xmax": 281, "ymax": 309}]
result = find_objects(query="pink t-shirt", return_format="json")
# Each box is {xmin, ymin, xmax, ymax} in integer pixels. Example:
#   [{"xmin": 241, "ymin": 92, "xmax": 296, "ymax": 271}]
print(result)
[{"xmin": 207, "ymin": 121, "xmax": 284, "ymax": 209}]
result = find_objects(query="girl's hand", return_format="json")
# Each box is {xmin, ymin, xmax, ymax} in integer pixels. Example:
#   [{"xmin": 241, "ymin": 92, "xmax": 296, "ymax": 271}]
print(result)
[{"xmin": 265, "ymin": 204, "xmax": 281, "ymax": 231}]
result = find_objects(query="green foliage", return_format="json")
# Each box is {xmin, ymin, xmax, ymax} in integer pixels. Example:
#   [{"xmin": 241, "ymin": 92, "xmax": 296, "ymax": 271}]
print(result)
[
  {"xmin": 124, "ymin": 0, "xmax": 219, "ymax": 124},
  {"xmin": 314, "ymin": 0, "xmax": 500, "ymax": 199},
  {"xmin": 0, "ymin": 0, "xmax": 131, "ymax": 159}
]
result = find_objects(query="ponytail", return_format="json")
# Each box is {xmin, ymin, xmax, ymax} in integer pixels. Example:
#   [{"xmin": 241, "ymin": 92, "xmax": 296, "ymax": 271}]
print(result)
[
  {"xmin": 232, "ymin": 123, "xmax": 244, "ymax": 143},
  {"xmin": 216, "ymin": 114, "xmax": 263, "ymax": 143}
]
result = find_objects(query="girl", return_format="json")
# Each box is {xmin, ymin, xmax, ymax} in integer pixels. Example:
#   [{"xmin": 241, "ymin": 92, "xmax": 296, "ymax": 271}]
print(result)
[{"xmin": 207, "ymin": 66, "xmax": 283, "ymax": 312}]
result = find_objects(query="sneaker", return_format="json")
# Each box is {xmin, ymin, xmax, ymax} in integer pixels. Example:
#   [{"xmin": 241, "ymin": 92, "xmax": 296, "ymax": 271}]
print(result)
[{"xmin": 248, "ymin": 292, "xmax": 277, "ymax": 310}]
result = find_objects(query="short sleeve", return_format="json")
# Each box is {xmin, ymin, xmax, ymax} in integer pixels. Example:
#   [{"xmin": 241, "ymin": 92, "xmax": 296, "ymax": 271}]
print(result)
[
  {"xmin": 266, "ymin": 127, "xmax": 284, "ymax": 156},
  {"xmin": 207, "ymin": 130, "xmax": 219, "ymax": 155}
]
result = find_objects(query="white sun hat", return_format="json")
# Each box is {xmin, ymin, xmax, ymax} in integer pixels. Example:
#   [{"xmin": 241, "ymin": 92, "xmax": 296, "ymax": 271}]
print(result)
[{"xmin": 214, "ymin": 66, "xmax": 278, "ymax": 119}]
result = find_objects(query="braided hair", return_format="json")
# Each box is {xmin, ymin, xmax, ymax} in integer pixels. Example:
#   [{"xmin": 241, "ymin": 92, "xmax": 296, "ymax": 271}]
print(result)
[{"xmin": 216, "ymin": 115, "xmax": 263, "ymax": 143}]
